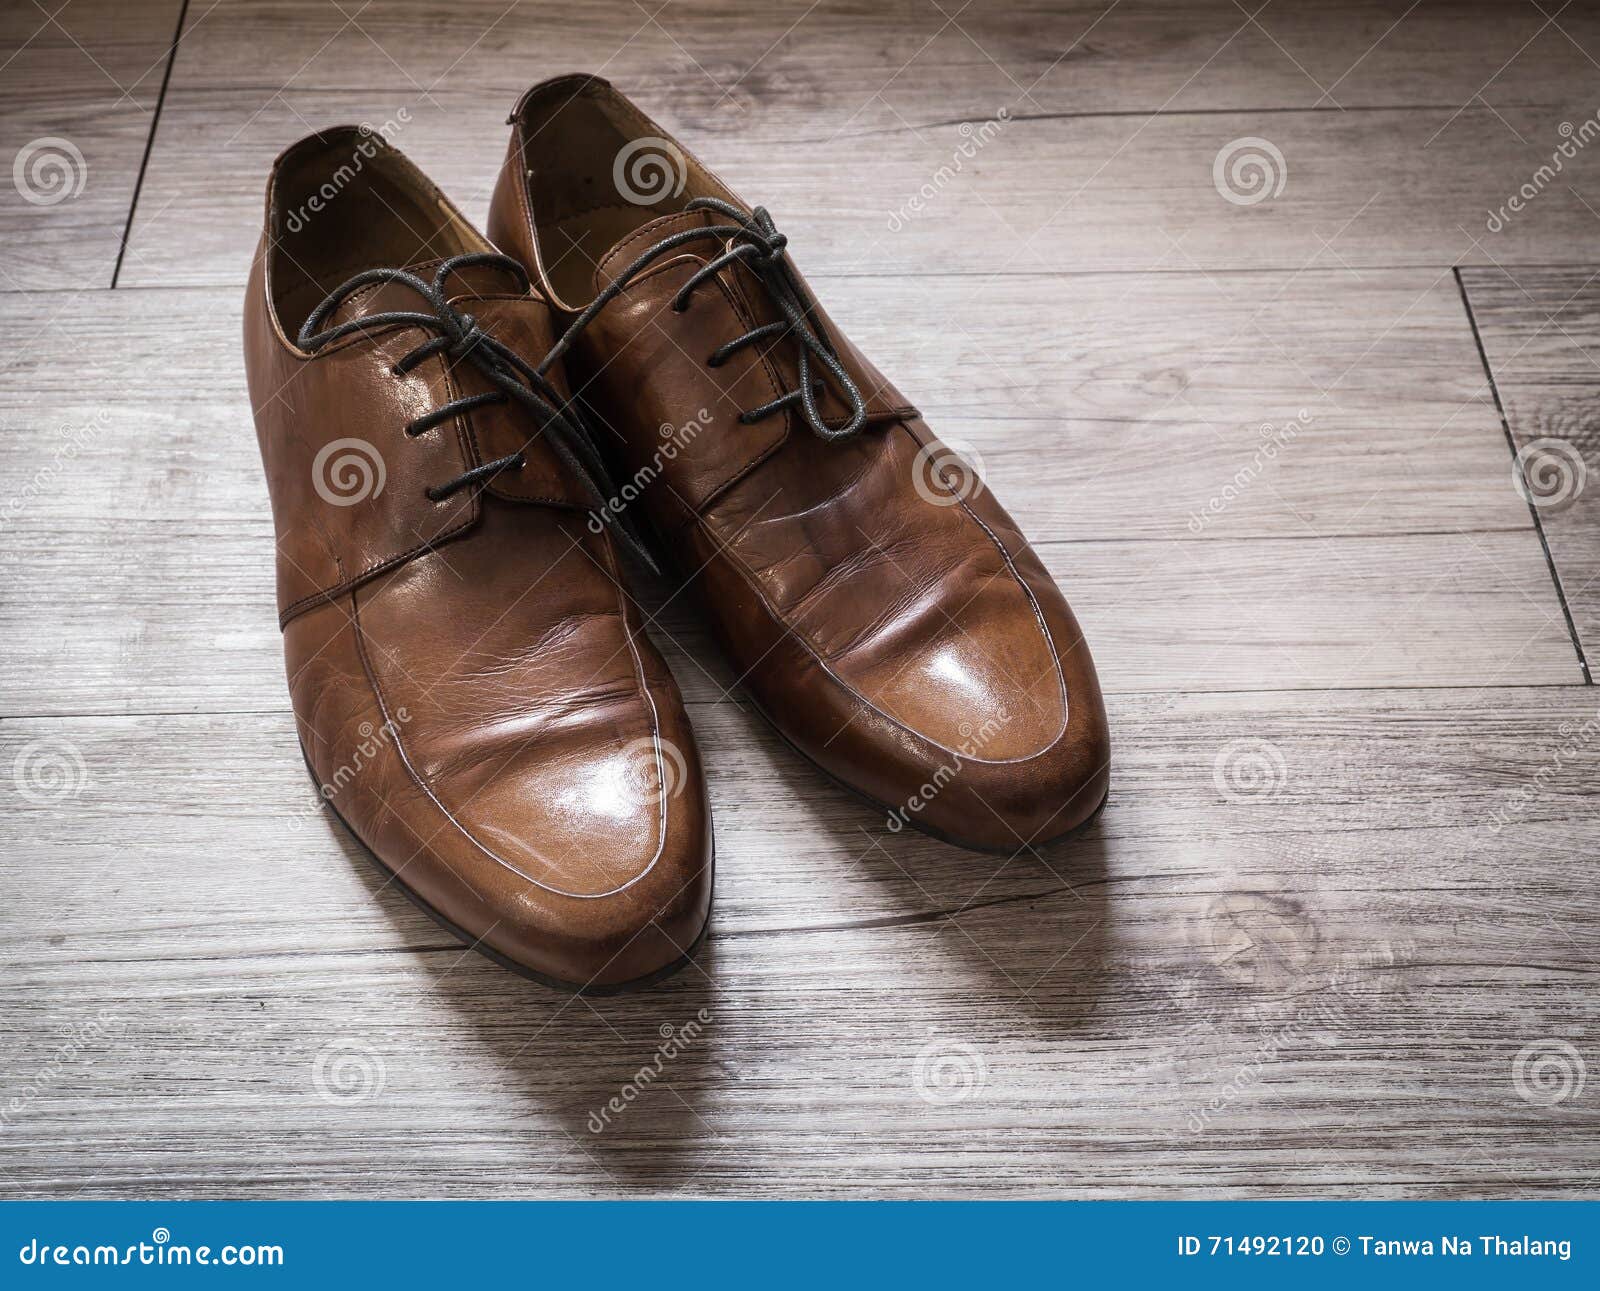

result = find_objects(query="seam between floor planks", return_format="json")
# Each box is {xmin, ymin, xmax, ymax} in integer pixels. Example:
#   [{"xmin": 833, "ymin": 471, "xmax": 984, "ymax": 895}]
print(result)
[
  {"xmin": 108, "ymin": 0, "xmax": 191, "ymax": 288},
  {"xmin": 1454, "ymin": 266, "xmax": 1593, "ymax": 684},
  {"xmin": 2, "ymin": 675, "xmax": 1597, "ymax": 725}
]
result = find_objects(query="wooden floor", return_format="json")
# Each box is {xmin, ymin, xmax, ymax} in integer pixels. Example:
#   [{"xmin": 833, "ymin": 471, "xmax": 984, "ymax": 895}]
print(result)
[{"xmin": 2, "ymin": 0, "xmax": 1598, "ymax": 1198}]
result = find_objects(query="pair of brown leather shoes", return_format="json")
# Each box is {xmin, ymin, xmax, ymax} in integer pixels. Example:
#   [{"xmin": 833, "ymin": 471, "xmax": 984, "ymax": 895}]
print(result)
[{"xmin": 245, "ymin": 74, "xmax": 1110, "ymax": 991}]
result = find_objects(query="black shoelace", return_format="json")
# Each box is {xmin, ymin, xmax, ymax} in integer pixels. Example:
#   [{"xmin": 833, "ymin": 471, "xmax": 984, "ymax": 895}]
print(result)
[
  {"xmin": 540, "ymin": 197, "xmax": 868, "ymax": 441},
  {"xmin": 297, "ymin": 252, "xmax": 657, "ymax": 571}
]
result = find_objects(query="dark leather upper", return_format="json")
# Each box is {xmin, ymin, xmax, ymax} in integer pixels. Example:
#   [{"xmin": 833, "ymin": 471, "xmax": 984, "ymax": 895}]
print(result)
[
  {"xmin": 246, "ymin": 128, "xmax": 711, "ymax": 985},
  {"xmin": 489, "ymin": 78, "xmax": 1110, "ymax": 851}
]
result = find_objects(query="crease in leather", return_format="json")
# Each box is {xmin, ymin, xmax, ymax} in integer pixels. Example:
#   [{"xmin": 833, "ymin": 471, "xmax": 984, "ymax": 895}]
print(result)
[
  {"xmin": 347, "ymin": 546, "xmax": 673, "ymax": 900},
  {"xmin": 696, "ymin": 424, "xmax": 1071, "ymax": 765}
]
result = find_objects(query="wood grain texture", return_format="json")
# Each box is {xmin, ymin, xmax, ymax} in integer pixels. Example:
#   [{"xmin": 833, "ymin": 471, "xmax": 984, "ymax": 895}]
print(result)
[
  {"xmin": 0, "ymin": 278, "xmax": 1580, "ymax": 717},
  {"xmin": 3, "ymin": 0, "xmax": 1598, "ymax": 1201},
  {"xmin": 0, "ymin": 0, "xmax": 181, "ymax": 289},
  {"xmin": 1458, "ymin": 265, "xmax": 1600, "ymax": 668},
  {"xmin": 1, "ymin": 268, "xmax": 1530, "ymax": 542},
  {"xmin": 2, "ymin": 686, "xmax": 1596, "ymax": 1198},
  {"xmin": 121, "ymin": 0, "xmax": 1600, "ymax": 283},
  {"xmin": 158, "ymin": 0, "xmax": 1600, "ymax": 122},
  {"xmin": 124, "ymin": 93, "xmax": 1600, "ymax": 286}
]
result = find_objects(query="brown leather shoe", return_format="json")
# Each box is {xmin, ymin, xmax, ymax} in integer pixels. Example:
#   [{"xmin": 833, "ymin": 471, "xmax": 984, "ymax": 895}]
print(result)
[
  {"xmin": 244, "ymin": 127, "xmax": 712, "ymax": 989},
  {"xmin": 488, "ymin": 76, "xmax": 1110, "ymax": 854}
]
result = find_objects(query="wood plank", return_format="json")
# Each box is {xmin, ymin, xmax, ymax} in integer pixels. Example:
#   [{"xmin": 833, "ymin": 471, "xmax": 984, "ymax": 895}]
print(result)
[
  {"xmin": 124, "ymin": 0, "xmax": 1600, "ymax": 284},
  {"xmin": 1458, "ymin": 265, "xmax": 1600, "ymax": 666},
  {"xmin": 0, "ymin": 516, "xmax": 1582, "ymax": 717},
  {"xmin": 126, "ymin": 91, "xmax": 1600, "ymax": 285},
  {"xmin": 2, "ymin": 686, "xmax": 1596, "ymax": 1197},
  {"xmin": 163, "ymin": 0, "xmax": 1600, "ymax": 126},
  {"xmin": 0, "ymin": 0, "xmax": 181, "ymax": 289},
  {"xmin": 0, "ymin": 275, "xmax": 1579, "ymax": 717},
  {"xmin": 0, "ymin": 269, "xmax": 1529, "ymax": 538}
]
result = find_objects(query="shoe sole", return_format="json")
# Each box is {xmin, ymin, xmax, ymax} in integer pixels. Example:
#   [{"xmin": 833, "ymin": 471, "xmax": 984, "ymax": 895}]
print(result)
[{"xmin": 300, "ymin": 745, "xmax": 711, "ymax": 995}]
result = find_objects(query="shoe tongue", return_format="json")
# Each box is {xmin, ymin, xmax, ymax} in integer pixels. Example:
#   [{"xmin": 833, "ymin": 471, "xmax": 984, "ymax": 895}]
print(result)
[
  {"xmin": 592, "ymin": 207, "xmax": 724, "ymax": 293},
  {"xmin": 324, "ymin": 257, "xmax": 527, "ymax": 331}
]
